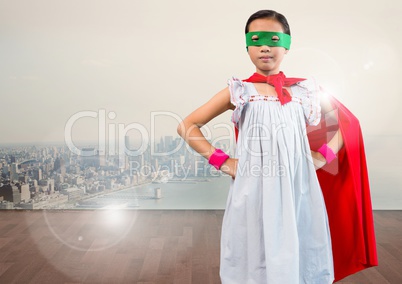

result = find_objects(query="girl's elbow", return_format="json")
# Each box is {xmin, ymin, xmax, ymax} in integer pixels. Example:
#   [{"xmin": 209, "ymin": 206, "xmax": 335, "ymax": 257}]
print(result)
[{"xmin": 177, "ymin": 121, "xmax": 185, "ymax": 137}]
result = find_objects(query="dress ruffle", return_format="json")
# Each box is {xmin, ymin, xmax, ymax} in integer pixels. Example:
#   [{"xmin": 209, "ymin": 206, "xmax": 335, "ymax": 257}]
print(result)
[
  {"xmin": 228, "ymin": 77, "xmax": 249, "ymax": 128},
  {"xmin": 228, "ymin": 77, "xmax": 322, "ymax": 127},
  {"xmin": 292, "ymin": 78, "xmax": 322, "ymax": 126}
]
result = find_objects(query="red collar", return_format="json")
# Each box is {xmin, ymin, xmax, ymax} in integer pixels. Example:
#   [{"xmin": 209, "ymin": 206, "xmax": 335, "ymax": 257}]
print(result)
[{"xmin": 243, "ymin": 72, "xmax": 305, "ymax": 105}]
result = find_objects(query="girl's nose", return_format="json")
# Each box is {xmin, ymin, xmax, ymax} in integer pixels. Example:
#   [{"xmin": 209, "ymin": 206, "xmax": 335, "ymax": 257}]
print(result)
[{"xmin": 260, "ymin": 45, "xmax": 271, "ymax": 52}]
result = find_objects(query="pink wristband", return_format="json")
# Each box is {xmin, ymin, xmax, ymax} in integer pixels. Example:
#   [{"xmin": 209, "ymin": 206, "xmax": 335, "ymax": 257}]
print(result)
[
  {"xmin": 208, "ymin": 149, "xmax": 230, "ymax": 170},
  {"xmin": 317, "ymin": 144, "xmax": 337, "ymax": 164}
]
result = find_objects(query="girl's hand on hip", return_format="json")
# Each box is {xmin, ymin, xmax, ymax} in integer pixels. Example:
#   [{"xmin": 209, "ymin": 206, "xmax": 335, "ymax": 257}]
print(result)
[
  {"xmin": 311, "ymin": 151, "xmax": 327, "ymax": 170},
  {"xmin": 220, "ymin": 158, "xmax": 238, "ymax": 178}
]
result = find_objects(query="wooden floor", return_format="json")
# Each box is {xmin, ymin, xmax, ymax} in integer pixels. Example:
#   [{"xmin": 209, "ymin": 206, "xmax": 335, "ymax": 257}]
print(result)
[{"xmin": 0, "ymin": 210, "xmax": 401, "ymax": 284}]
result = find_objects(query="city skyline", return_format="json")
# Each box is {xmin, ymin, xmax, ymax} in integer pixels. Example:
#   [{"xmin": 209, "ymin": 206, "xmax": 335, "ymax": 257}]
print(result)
[
  {"xmin": 0, "ymin": 134, "xmax": 232, "ymax": 209},
  {"xmin": 1, "ymin": 133, "xmax": 402, "ymax": 210}
]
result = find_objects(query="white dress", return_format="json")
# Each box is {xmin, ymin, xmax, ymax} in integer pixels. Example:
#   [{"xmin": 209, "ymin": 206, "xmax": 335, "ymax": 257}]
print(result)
[{"xmin": 220, "ymin": 77, "xmax": 335, "ymax": 284}]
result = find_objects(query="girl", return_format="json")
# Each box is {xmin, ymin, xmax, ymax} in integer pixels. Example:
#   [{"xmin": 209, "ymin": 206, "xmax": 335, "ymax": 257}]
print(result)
[{"xmin": 177, "ymin": 10, "xmax": 377, "ymax": 284}]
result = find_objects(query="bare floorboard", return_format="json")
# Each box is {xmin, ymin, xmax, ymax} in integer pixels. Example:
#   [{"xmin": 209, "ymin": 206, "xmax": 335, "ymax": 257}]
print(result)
[{"xmin": 0, "ymin": 210, "xmax": 400, "ymax": 284}]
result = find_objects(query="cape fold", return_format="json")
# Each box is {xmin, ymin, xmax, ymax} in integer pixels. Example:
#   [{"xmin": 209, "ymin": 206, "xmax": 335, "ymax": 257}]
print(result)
[{"xmin": 306, "ymin": 94, "xmax": 378, "ymax": 282}]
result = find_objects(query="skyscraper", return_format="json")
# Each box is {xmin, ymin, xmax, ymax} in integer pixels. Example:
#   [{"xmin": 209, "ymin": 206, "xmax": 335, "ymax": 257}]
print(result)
[
  {"xmin": 33, "ymin": 168, "xmax": 42, "ymax": 181},
  {"xmin": 0, "ymin": 184, "xmax": 21, "ymax": 203},
  {"xmin": 54, "ymin": 157, "xmax": 66, "ymax": 176},
  {"xmin": 165, "ymin": 136, "xmax": 173, "ymax": 152},
  {"xmin": 10, "ymin": 163, "xmax": 19, "ymax": 182}
]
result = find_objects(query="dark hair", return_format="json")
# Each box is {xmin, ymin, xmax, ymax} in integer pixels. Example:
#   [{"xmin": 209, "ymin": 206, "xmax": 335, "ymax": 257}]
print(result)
[{"xmin": 245, "ymin": 10, "xmax": 291, "ymax": 36}]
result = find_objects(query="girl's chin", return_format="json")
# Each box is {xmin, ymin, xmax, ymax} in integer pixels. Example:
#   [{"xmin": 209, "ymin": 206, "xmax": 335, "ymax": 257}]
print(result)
[{"xmin": 257, "ymin": 63, "xmax": 278, "ymax": 70}]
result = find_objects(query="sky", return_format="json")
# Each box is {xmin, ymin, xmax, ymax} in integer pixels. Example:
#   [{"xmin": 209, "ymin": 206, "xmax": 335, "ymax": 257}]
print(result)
[{"xmin": 1, "ymin": 0, "xmax": 401, "ymax": 145}]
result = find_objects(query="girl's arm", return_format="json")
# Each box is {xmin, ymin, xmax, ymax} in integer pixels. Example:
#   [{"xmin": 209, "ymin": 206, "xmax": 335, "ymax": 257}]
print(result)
[
  {"xmin": 311, "ymin": 92, "xmax": 344, "ymax": 169},
  {"xmin": 177, "ymin": 87, "xmax": 238, "ymax": 177}
]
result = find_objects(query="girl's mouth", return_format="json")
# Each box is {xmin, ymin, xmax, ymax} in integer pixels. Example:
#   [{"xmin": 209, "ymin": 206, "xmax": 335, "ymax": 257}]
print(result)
[{"xmin": 260, "ymin": 56, "xmax": 273, "ymax": 62}]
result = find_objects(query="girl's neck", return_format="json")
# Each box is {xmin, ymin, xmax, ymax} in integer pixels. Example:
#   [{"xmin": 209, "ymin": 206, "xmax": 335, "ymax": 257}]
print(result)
[{"xmin": 256, "ymin": 69, "xmax": 282, "ymax": 76}]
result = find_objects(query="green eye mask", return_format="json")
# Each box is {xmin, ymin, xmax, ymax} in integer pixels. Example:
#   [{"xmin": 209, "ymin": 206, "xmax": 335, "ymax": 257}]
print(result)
[{"xmin": 246, "ymin": 31, "xmax": 291, "ymax": 50}]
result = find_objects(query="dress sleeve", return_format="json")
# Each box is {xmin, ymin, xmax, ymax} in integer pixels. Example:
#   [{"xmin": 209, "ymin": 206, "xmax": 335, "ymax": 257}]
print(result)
[
  {"xmin": 228, "ymin": 77, "xmax": 249, "ymax": 128},
  {"xmin": 293, "ymin": 77, "xmax": 322, "ymax": 126}
]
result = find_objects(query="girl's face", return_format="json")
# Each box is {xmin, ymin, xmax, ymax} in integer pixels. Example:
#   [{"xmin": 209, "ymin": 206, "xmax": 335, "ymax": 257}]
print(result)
[{"xmin": 247, "ymin": 18, "xmax": 288, "ymax": 75}]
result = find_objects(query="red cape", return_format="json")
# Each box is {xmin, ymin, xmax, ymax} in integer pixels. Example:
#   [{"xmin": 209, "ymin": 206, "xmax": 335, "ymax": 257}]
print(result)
[
  {"xmin": 233, "ymin": 91, "xmax": 378, "ymax": 282},
  {"xmin": 306, "ymin": 94, "xmax": 378, "ymax": 282}
]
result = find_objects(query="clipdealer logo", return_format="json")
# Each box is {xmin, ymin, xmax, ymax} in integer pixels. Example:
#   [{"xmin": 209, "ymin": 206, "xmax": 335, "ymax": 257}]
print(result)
[{"xmin": 64, "ymin": 109, "xmax": 235, "ymax": 169}]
